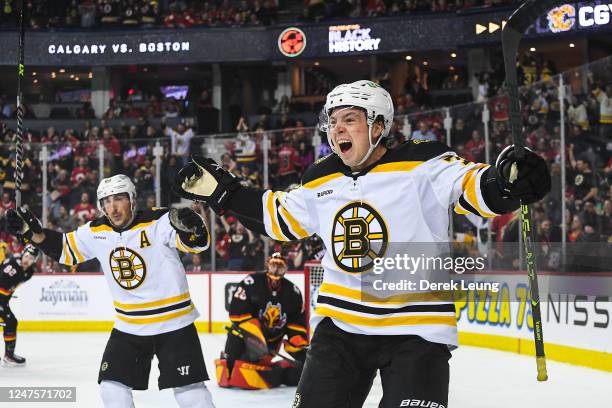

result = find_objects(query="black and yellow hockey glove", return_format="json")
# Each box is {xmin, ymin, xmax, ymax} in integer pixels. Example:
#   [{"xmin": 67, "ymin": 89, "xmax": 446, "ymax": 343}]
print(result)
[
  {"xmin": 5, "ymin": 207, "xmax": 43, "ymax": 241},
  {"xmin": 495, "ymin": 145, "xmax": 551, "ymax": 205},
  {"xmin": 169, "ymin": 207, "xmax": 207, "ymax": 236},
  {"xmin": 173, "ymin": 156, "xmax": 240, "ymax": 215}
]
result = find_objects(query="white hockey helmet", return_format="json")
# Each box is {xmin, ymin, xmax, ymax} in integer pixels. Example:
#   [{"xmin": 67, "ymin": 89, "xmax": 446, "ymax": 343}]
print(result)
[
  {"xmin": 320, "ymin": 80, "xmax": 394, "ymax": 166},
  {"xmin": 96, "ymin": 174, "xmax": 137, "ymax": 215}
]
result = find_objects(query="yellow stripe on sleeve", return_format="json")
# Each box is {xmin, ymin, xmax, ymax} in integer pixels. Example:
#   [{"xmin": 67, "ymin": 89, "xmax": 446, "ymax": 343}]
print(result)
[
  {"xmin": 266, "ymin": 191, "xmax": 286, "ymax": 240},
  {"xmin": 62, "ymin": 235, "xmax": 73, "ymax": 266},
  {"xmin": 175, "ymin": 235, "xmax": 203, "ymax": 254},
  {"xmin": 67, "ymin": 232, "xmax": 84, "ymax": 263},
  {"xmin": 463, "ymin": 167, "xmax": 496, "ymax": 218},
  {"xmin": 454, "ymin": 201, "xmax": 472, "ymax": 215},
  {"xmin": 278, "ymin": 193, "xmax": 309, "ymax": 239}
]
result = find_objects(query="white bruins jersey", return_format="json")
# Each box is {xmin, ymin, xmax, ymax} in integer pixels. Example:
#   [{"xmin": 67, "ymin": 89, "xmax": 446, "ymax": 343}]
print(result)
[
  {"xmin": 58, "ymin": 208, "xmax": 209, "ymax": 336},
  {"xmin": 262, "ymin": 140, "xmax": 499, "ymax": 345}
]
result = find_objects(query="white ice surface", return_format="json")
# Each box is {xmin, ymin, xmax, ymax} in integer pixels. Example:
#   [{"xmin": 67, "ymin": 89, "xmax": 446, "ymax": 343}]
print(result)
[{"xmin": 0, "ymin": 332, "xmax": 609, "ymax": 408}]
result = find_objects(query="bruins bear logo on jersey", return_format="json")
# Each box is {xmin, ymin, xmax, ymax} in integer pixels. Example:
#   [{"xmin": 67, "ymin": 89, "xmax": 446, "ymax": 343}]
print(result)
[
  {"xmin": 109, "ymin": 247, "xmax": 146, "ymax": 290},
  {"xmin": 331, "ymin": 201, "xmax": 388, "ymax": 273}
]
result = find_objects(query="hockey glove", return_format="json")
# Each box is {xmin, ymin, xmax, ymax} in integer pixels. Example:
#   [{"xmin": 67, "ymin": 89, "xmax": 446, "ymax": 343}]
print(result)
[
  {"xmin": 173, "ymin": 156, "xmax": 240, "ymax": 215},
  {"xmin": 5, "ymin": 207, "xmax": 43, "ymax": 241},
  {"xmin": 495, "ymin": 145, "xmax": 551, "ymax": 205},
  {"xmin": 169, "ymin": 207, "xmax": 207, "ymax": 237}
]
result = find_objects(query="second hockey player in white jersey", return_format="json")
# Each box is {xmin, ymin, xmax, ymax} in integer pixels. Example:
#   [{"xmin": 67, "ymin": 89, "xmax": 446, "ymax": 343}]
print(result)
[
  {"xmin": 173, "ymin": 80, "xmax": 551, "ymax": 408},
  {"xmin": 5, "ymin": 175, "xmax": 215, "ymax": 408}
]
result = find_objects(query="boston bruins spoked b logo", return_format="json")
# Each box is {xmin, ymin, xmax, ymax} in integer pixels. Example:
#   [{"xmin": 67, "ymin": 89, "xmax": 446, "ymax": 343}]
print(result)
[
  {"xmin": 331, "ymin": 201, "xmax": 388, "ymax": 273},
  {"xmin": 109, "ymin": 247, "xmax": 146, "ymax": 289}
]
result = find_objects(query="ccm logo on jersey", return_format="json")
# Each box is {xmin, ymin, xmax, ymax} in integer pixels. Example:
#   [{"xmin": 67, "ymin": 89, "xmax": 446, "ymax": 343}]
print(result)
[
  {"xmin": 399, "ymin": 399, "xmax": 445, "ymax": 408},
  {"xmin": 317, "ymin": 189, "xmax": 333, "ymax": 198}
]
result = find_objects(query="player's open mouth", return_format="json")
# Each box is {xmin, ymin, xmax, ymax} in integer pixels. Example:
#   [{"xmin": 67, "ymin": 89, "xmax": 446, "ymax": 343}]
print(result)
[{"xmin": 337, "ymin": 139, "xmax": 352, "ymax": 153}]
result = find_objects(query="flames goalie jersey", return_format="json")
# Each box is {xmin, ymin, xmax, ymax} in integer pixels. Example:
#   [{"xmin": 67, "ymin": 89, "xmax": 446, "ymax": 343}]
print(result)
[
  {"xmin": 261, "ymin": 140, "xmax": 501, "ymax": 346},
  {"xmin": 229, "ymin": 273, "xmax": 307, "ymax": 344},
  {"xmin": 56, "ymin": 208, "xmax": 208, "ymax": 336}
]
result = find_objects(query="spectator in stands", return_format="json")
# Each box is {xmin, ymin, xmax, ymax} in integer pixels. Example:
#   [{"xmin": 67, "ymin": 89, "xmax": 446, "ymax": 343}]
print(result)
[
  {"xmin": 186, "ymin": 253, "xmax": 204, "ymax": 272},
  {"xmin": 450, "ymin": 118, "xmax": 470, "ymax": 145},
  {"xmin": 55, "ymin": 205, "xmax": 77, "ymax": 233},
  {"xmin": 71, "ymin": 192, "xmax": 97, "ymax": 222},
  {"xmin": 220, "ymin": 217, "xmax": 253, "ymax": 271},
  {"xmin": 163, "ymin": 119, "xmax": 194, "ymax": 166},
  {"xmin": 570, "ymin": 158, "xmax": 598, "ymax": 205},
  {"xmin": 234, "ymin": 132, "xmax": 257, "ymax": 171},
  {"xmin": 162, "ymin": 99, "xmax": 181, "ymax": 118},
  {"xmin": 78, "ymin": 0, "xmax": 97, "ymax": 28},
  {"xmin": 0, "ymin": 191, "xmax": 14, "ymax": 218},
  {"xmin": 276, "ymin": 132, "xmax": 300, "ymax": 190},
  {"xmin": 102, "ymin": 128, "xmax": 121, "ymax": 156},
  {"xmin": 465, "ymin": 129, "xmax": 485, "ymax": 163},
  {"xmin": 580, "ymin": 200, "xmax": 601, "ymax": 239},
  {"xmin": 99, "ymin": 0, "xmax": 121, "ymax": 25},
  {"xmin": 567, "ymin": 96, "xmax": 589, "ymax": 131},
  {"xmin": 273, "ymin": 95, "xmax": 291, "ymax": 115},
  {"xmin": 411, "ymin": 121, "xmax": 436, "ymax": 141},
  {"xmin": 593, "ymin": 84, "xmax": 612, "ymax": 138}
]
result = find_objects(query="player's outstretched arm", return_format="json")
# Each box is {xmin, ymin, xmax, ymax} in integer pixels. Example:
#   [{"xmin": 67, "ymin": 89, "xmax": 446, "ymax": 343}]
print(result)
[
  {"xmin": 5, "ymin": 207, "xmax": 62, "ymax": 260},
  {"xmin": 5, "ymin": 207, "xmax": 95, "ymax": 266},
  {"xmin": 430, "ymin": 143, "xmax": 551, "ymax": 218},
  {"xmin": 173, "ymin": 156, "xmax": 274, "ymax": 236}
]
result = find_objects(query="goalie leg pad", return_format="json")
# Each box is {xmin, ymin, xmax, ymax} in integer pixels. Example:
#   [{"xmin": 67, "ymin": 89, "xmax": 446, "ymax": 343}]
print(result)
[{"xmin": 215, "ymin": 358, "xmax": 283, "ymax": 390}]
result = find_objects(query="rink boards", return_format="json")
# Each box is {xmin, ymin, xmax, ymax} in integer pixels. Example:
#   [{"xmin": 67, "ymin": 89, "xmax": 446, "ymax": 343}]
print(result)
[{"xmin": 8, "ymin": 271, "xmax": 611, "ymax": 372}]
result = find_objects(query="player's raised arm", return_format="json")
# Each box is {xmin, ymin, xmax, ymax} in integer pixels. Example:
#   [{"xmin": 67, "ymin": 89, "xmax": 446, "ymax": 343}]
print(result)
[
  {"xmin": 165, "ymin": 207, "xmax": 210, "ymax": 254},
  {"xmin": 4, "ymin": 207, "xmax": 93, "ymax": 265},
  {"xmin": 173, "ymin": 156, "xmax": 316, "ymax": 241},
  {"xmin": 425, "ymin": 143, "xmax": 551, "ymax": 218}
]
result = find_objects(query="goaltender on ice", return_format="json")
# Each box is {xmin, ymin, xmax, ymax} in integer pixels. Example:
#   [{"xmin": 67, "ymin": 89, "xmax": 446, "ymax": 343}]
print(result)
[
  {"xmin": 173, "ymin": 80, "xmax": 551, "ymax": 408},
  {"xmin": 4, "ymin": 175, "xmax": 216, "ymax": 408}
]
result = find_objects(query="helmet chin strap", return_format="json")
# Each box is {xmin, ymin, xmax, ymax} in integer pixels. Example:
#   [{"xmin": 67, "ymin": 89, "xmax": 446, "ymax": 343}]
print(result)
[{"xmin": 355, "ymin": 124, "xmax": 384, "ymax": 167}]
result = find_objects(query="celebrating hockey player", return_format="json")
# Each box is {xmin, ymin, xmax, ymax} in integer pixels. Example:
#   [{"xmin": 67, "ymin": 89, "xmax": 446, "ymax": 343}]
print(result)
[
  {"xmin": 0, "ymin": 244, "xmax": 39, "ymax": 366},
  {"xmin": 216, "ymin": 252, "xmax": 308, "ymax": 390},
  {"xmin": 173, "ymin": 80, "xmax": 551, "ymax": 407},
  {"xmin": 4, "ymin": 175, "xmax": 215, "ymax": 408}
]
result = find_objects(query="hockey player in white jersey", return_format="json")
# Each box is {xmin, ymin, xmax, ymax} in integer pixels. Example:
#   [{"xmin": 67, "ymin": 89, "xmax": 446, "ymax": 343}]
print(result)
[
  {"xmin": 4, "ymin": 175, "xmax": 215, "ymax": 408},
  {"xmin": 173, "ymin": 80, "xmax": 551, "ymax": 407}
]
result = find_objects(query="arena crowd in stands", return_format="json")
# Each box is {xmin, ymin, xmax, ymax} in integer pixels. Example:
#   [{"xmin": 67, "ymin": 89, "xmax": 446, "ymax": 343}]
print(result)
[
  {"xmin": 0, "ymin": 56, "xmax": 610, "ymax": 273},
  {"xmin": 0, "ymin": 0, "xmax": 522, "ymax": 30}
]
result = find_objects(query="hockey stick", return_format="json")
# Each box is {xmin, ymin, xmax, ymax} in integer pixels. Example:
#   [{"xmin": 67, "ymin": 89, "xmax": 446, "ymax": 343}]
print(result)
[
  {"xmin": 225, "ymin": 325, "xmax": 304, "ymax": 369},
  {"xmin": 14, "ymin": 0, "xmax": 26, "ymax": 208},
  {"xmin": 502, "ymin": 0, "xmax": 565, "ymax": 382}
]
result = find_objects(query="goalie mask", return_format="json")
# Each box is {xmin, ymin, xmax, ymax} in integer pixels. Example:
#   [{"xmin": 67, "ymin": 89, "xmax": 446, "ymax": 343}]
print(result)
[
  {"xmin": 96, "ymin": 174, "xmax": 137, "ymax": 223},
  {"xmin": 266, "ymin": 252, "xmax": 288, "ymax": 282},
  {"xmin": 319, "ymin": 80, "xmax": 394, "ymax": 166}
]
